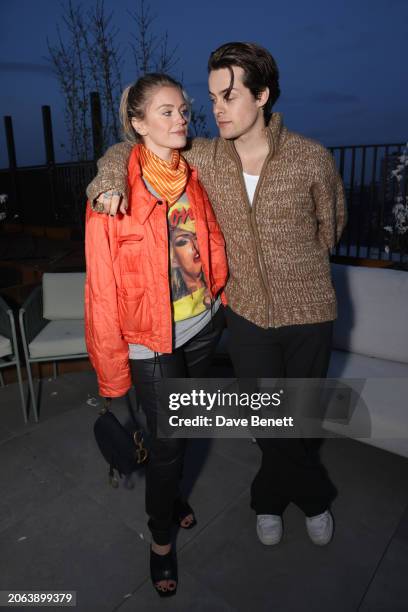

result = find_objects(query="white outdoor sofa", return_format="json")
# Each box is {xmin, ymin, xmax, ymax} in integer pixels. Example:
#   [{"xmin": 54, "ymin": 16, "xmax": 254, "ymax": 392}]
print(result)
[
  {"xmin": 19, "ymin": 272, "xmax": 87, "ymax": 422},
  {"xmin": 324, "ymin": 264, "xmax": 408, "ymax": 458},
  {"xmin": 216, "ymin": 263, "xmax": 408, "ymax": 458}
]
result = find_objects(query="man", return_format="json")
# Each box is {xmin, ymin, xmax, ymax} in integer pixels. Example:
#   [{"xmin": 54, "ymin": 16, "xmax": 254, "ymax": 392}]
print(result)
[{"xmin": 87, "ymin": 42, "xmax": 346, "ymax": 546}]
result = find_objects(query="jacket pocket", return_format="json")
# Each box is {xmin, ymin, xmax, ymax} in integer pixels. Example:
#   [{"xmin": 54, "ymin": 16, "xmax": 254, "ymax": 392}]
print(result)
[
  {"xmin": 118, "ymin": 234, "xmax": 144, "ymax": 276},
  {"xmin": 117, "ymin": 287, "xmax": 152, "ymax": 333},
  {"xmin": 117, "ymin": 233, "xmax": 144, "ymax": 244}
]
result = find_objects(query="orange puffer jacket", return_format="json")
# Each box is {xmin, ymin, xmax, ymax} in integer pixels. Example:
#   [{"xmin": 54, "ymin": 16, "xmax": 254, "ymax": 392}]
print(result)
[{"xmin": 85, "ymin": 145, "xmax": 228, "ymax": 398}]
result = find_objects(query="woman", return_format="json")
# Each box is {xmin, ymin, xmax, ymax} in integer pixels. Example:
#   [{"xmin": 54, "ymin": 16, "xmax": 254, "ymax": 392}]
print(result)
[{"xmin": 85, "ymin": 73, "xmax": 228, "ymax": 597}]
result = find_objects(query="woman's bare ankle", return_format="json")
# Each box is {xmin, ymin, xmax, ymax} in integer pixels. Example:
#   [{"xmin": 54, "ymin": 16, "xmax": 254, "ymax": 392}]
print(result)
[{"xmin": 151, "ymin": 540, "xmax": 171, "ymax": 555}]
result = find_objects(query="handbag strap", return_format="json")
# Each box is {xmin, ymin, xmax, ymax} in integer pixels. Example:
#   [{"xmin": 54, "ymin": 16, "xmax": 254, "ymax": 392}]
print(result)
[
  {"xmin": 99, "ymin": 397, "xmax": 111, "ymax": 415},
  {"xmin": 125, "ymin": 392, "xmax": 138, "ymax": 425},
  {"xmin": 100, "ymin": 395, "xmax": 137, "ymax": 424}
]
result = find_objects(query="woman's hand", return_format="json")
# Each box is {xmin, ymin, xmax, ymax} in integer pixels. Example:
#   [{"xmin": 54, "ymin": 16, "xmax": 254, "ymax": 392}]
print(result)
[{"xmin": 94, "ymin": 190, "xmax": 128, "ymax": 216}]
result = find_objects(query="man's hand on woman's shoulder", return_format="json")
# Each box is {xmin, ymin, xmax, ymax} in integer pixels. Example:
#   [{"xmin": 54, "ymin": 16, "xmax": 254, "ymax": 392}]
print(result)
[
  {"xmin": 87, "ymin": 141, "xmax": 133, "ymax": 214},
  {"xmin": 92, "ymin": 190, "xmax": 128, "ymax": 216}
]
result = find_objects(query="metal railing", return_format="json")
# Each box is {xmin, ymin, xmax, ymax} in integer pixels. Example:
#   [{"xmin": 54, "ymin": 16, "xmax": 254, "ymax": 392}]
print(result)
[
  {"xmin": 329, "ymin": 143, "xmax": 406, "ymax": 262},
  {"xmin": 0, "ymin": 160, "xmax": 96, "ymax": 234},
  {"xmin": 1, "ymin": 103, "xmax": 406, "ymax": 263}
]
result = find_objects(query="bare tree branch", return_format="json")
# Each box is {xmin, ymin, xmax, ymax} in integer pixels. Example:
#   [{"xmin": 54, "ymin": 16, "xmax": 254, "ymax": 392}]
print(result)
[
  {"xmin": 47, "ymin": 0, "xmax": 122, "ymax": 159},
  {"xmin": 128, "ymin": 0, "xmax": 178, "ymax": 76},
  {"xmin": 47, "ymin": 0, "xmax": 210, "ymax": 157}
]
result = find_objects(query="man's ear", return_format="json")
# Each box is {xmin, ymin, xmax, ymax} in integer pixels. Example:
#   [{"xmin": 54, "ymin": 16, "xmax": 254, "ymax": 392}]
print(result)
[
  {"xmin": 257, "ymin": 87, "xmax": 270, "ymax": 109},
  {"xmin": 131, "ymin": 117, "xmax": 147, "ymax": 136}
]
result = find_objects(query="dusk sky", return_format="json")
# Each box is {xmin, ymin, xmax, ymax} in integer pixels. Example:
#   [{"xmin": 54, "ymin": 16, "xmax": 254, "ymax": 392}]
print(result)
[{"xmin": 1, "ymin": 0, "xmax": 407, "ymax": 167}]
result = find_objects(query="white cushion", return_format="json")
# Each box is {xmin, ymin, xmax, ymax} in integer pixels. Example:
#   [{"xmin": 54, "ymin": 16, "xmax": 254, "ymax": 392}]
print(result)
[
  {"xmin": 331, "ymin": 264, "xmax": 408, "ymax": 363},
  {"xmin": 322, "ymin": 377, "xmax": 408, "ymax": 458},
  {"xmin": 0, "ymin": 334, "xmax": 12, "ymax": 358},
  {"xmin": 327, "ymin": 350, "xmax": 408, "ymax": 459},
  {"xmin": 29, "ymin": 320, "xmax": 87, "ymax": 358},
  {"xmin": 42, "ymin": 273, "xmax": 86, "ymax": 320},
  {"xmin": 328, "ymin": 349, "xmax": 408, "ymax": 378}
]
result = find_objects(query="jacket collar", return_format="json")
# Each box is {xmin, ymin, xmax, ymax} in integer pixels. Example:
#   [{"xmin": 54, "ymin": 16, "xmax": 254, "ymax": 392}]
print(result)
[
  {"xmin": 127, "ymin": 145, "xmax": 155, "ymax": 224},
  {"xmin": 223, "ymin": 112, "xmax": 284, "ymax": 162},
  {"xmin": 265, "ymin": 112, "xmax": 284, "ymax": 156}
]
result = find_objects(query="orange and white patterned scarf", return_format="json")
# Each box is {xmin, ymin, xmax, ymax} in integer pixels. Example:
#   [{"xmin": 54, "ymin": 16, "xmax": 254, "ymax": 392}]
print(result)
[{"xmin": 139, "ymin": 144, "xmax": 188, "ymax": 205}]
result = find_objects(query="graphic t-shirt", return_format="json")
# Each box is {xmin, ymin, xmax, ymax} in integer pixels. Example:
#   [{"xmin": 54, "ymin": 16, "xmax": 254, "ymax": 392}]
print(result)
[
  {"xmin": 167, "ymin": 194, "xmax": 211, "ymax": 320},
  {"xmin": 128, "ymin": 181, "xmax": 220, "ymax": 359}
]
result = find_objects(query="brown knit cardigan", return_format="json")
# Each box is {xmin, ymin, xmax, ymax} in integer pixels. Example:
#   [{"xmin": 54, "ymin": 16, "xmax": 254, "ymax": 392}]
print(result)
[{"xmin": 87, "ymin": 113, "xmax": 347, "ymax": 328}]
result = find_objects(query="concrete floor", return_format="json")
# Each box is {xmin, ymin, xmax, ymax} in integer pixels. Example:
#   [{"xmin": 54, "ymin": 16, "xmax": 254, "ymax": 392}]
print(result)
[{"xmin": 1, "ymin": 371, "xmax": 408, "ymax": 612}]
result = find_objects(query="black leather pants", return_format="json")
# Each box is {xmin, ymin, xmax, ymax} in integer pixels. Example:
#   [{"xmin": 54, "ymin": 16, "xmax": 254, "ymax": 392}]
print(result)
[{"xmin": 130, "ymin": 306, "xmax": 224, "ymax": 544}]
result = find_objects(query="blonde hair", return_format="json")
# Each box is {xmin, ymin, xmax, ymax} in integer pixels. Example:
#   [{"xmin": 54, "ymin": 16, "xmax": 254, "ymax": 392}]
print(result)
[{"xmin": 119, "ymin": 73, "xmax": 191, "ymax": 143}]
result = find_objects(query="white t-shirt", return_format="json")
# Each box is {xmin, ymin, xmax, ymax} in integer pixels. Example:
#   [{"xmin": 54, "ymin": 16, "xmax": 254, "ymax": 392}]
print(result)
[{"xmin": 243, "ymin": 172, "xmax": 260, "ymax": 206}]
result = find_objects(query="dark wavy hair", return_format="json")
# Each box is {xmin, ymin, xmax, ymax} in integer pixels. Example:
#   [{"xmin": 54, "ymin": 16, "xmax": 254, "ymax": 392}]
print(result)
[{"xmin": 208, "ymin": 42, "xmax": 280, "ymax": 124}]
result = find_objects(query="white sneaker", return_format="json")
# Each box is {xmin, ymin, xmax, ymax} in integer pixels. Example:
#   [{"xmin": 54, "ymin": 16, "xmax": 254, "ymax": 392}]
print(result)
[
  {"xmin": 256, "ymin": 514, "xmax": 283, "ymax": 545},
  {"xmin": 305, "ymin": 510, "xmax": 334, "ymax": 545}
]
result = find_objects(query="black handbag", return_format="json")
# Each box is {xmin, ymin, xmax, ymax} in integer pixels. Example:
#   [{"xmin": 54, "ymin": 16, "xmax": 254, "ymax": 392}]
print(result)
[{"xmin": 93, "ymin": 398, "xmax": 148, "ymax": 488}]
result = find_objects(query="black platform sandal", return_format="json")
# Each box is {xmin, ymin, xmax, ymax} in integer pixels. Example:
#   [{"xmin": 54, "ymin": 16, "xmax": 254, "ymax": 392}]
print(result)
[
  {"xmin": 173, "ymin": 498, "xmax": 197, "ymax": 530},
  {"xmin": 150, "ymin": 547, "xmax": 178, "ymax": 598}
]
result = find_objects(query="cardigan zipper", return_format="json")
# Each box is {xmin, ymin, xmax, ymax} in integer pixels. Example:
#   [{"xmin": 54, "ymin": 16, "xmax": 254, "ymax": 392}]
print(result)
[{"xmin": 230, "ymin": 143, "xmax": 275, "ymax": 327}]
